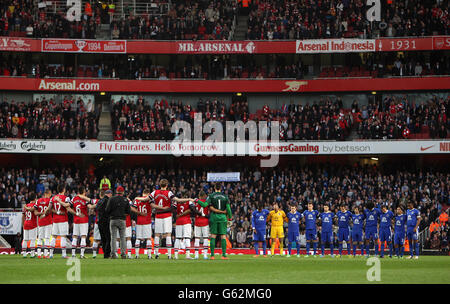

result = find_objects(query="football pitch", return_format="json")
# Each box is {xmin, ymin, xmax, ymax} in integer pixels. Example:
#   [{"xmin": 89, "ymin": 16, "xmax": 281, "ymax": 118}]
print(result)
[{"xmin": 0, "ymin": 254, "xmax": 449, "ymax": 284}]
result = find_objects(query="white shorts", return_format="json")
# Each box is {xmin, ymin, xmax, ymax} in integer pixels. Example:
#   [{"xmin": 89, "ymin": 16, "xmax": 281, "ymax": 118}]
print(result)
[
  {"xmin": 94, "ymin": 223, "xmax": 101, "ymax": 240},
  {"xmin": 38, "ymin": 224, "xmax": 52, "ymax": 240},
  {"xmin": 136, "ymin": 224, "xmax": 152, "ymax": 239},
  {"xmin": 52, "ymin": 222, "xmax": 69, "ymax": 236},
  {"xmin": 116, "ymin": 226, "xmax": 131, "ymax": 239},
  {"xmin": 23, "ymin": 228, "xmax": 37, "ymax": 241},
  {"xmin": 176, "ymin": 224, "xmax": 192, "ymax": 239},
  {"xmin": 194, "ymin": 225, "xmax": 209, "ymax": 238},
  {"xmin": 73, "ymin": 223, "xmax": 89, "ymax": 237},
  {"xmin": 155, "ymin": 217, "xmax": 172, "ymax": 234}
]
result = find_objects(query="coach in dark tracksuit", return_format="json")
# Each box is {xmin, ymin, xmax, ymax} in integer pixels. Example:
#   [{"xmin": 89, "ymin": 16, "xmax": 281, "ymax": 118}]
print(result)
[
  {"xmin": 96, "ymin": 189, "xmax": 112, "ymax": 258},
  {"xmin": 105, "ymin": 186, "xmax": 130, "ymax": 259}
]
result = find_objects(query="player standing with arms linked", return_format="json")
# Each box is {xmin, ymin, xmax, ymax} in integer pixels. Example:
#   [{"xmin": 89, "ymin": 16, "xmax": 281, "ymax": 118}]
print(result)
[
  {"xmin": 364, "ymin": 201, "xmax": 381, "ymax": 257},
  {"xmin": 379, "ymin": 204, "xmax": 394, "ymax": 258},
  {"xmin": 50, "ymin": 184, "xmax": 75, "ymax": 258},
  {"xmin": 406, "ymin": 202, "xmax": 421, "ymax": 259},
  {"xmin": 136, "ymin": 179, "xmax": 193, "ymax": 259},
  {"xmin": 132, "ymin": 189, "xmax": 154, "ymax": 259},
  {"xmin": 302, "ymin": 202, "xmax": 319, "ymax": 257},
  {"xmin": 267, "ymin": 202, "xmax": 288, "ymax": 256},
  {"xmin": 286, "ymin": 205, "xmax": 302, "ymax": 257},
  {"xmin": 394, "ymin": 206, "xmax": 407, "ymax": 258},
  {"xmin": 34, "ymin": 189, "xmax": 53, "ymax": 258},
  {"xmin": 319, "ymin": 204, "xmax": 334, "ymax": 257},
  {"xmin": 251, "ymin": 202, "xmax": 270, "ymax": 257},
  {"xmin": 351, "ymin": 206, "xmax": 365, "ymax": 257},
  {"xmin": 336, "ymin": 204, "xmax": 352, "ymax": 257},
  {"xmin": 193, "ymin": 191, "xmax": 210, "ymax": 259},
  {"xmin": 22, "ymin": 193, "xmax": 39, "ymax": 258},
  {"xmin": 196, "ymin": 182, "xmax": 232, "ymax": 260}
]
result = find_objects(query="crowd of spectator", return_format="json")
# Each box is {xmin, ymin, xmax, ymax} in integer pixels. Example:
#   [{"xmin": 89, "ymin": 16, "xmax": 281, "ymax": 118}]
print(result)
[
  {"xmin": 0, "ymin": 0, "xmax": 99, "ymax": 39},
  {"xmin": 246, "ymin": 0, "xmax": 449, "ymax": 40},
  {"xmin": 111, "ymin": 96, "xmax": 249, "ymax": 140},
  {"xmin": 2, "ymin": 0, "xmax": 448, "ymax": 40},
  {"xmin": 353, "ymin": 95, "xmax": 449, "ymax": 140},
  {"xmin": 110, "ymin": 0, "xmax": 237, "ymax": 40},
  {"xmin": 0, "ymin": 97, "xmax": 101, "ymax": 139},
  {"xmin": 0, "ymin": 162, "xmax": 448, "ymax": 250}
]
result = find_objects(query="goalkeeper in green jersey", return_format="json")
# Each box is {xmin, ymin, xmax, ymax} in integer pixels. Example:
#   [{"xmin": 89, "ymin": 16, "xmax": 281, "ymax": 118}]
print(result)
[{"xmin": 196, "ymin": 182, "xmax": 232, "ymax": 260}]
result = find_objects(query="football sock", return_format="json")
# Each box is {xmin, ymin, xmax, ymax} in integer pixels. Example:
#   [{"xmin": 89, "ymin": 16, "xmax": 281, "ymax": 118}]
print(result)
[
  {"xmin": 380, "ymin": 243, "xmax": 385, "ymax": 257},
  {"xmin": 353, "ymin": 244, "xmax": 357, "ymax": 256},
  {"xmin": 339, "ymin": 243, "xmax": 343, "ymax": 255},
  {"xmin": 306, "ymin": 242, "xmax": 310, "ymax": 255},
  {"xmin": 146, "ymin": 240, "xmax": 152, "ymax": 258},
  {"xmin": 415, "ymin": 243, "xmax": 420, "ymax": 256},
  {"xmin": 203, "ymin": 239, "xmax": 208, "ymax": 257},
  {"xmin": 388, "ymin": 243, "xmax": 393, "ymax": 257},
  {"xmin": 135, "ymin": 240, "xmax": 140, "ymax": 257},
  {"xmin": 271, "ymin": 241, "xmax": 275, "ymax": 255},
  {"xmin": 166, "ymin": 236, "xmax": 172, "ymax": 257},
  {"xmin": 330, "ymin": 243, "xmax": 334, "ymax": 255},
  {"xmin": 44, "ymin": 238, "xmax": 49, "ymax": 257},
  {"xmin": 288, "ymin": 243, "xmax": 292, "ymax": 255},
  {"xmin": 221, "ymin": 239, "xmax": 227, "ymax": 257},
  {"xmin": 30, "ymin": 240, "xmax": 35, "ymax": 257},
  {"xmin": 154, "ymin": 236, "xmax": 160, "ymax": 255},
  {"xmin": 37, "ymin": 239, "xmax": 42, "ymax": 257},
  {"xmin": 374, "ymin": 241, "xmax": 379, "ymax": 255},
  {"xmin": 279, "ymin": 241, "xmax": 283, "ymax": 255},
  {"xmin": 174, "ymin": 238, "xmax": 180, "ymax": 258},
  {"xmin": 61, "ymin": 237, "xmax": 66, "ymax": 257},
  {"xmin": 127, "ymin": 240, "xmax": 132, "ymax": 257},
  {"xmin": 80, "ymin": 238, "xmax": 86, "ymax": 256},
  {"xmin": 210, "ymin": 238, "xmax": 215, "ymax": 256},
  {"xmin": 50, "ymin": 237, "xmax": 56, "ymax": 256},
  {"xmin": 313, "ymin": 242, "xmax": 317, "ymax": 255},
  {"xmin": 72, "ymin": 238, "xmax": 77, "ymax": 256},
  {"xmin": 321, "ymin": 243, "xmax": 325, "ymax": 256},
  {"xmin": 262, "ymin": 241, "xmax": 267, "ymax": 255},
  {"xmin": 185, "ymin": 239, "xmax": 191, "ymax": 256},
  {"xmin": 194, "ymin": 238, "xmax": 200, "ymax": 256},
  {"xmin": 92, "ymin": 242, "xmax": 98, "ymax": 257},
  {"xmin": 255, "ymin": 242, "xmax": 259, "ymax": 255},
  {"xmin": 22, "ymin": 240, "xmax": 27, "ymax": 256}
]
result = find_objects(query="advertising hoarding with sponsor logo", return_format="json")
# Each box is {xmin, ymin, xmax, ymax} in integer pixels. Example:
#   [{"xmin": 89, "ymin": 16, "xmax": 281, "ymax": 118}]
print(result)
[
  {"xmin": 41, "ymin": 39, "xmax": 127, "ymax": 53},
  {"xmin": 0, "ymin": 140, "xmax": 448, "ymax": 155},
  {"xmin": 1, "ymin": 36, "xmax": 449, "ymax": 54},
  {"xmin": 0, "ymin": 77, "xmax": 448, "ymax": 93}
]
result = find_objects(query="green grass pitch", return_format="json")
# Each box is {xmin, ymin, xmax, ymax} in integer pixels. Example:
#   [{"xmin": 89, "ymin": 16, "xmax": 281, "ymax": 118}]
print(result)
[{"xmin": 1, "ymin": 254, "xmax": 449, "ymax": 284}]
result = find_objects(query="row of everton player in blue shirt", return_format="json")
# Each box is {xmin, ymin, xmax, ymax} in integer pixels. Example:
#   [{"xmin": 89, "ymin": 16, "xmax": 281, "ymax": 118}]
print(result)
[{"xmin": 251, "ymin": 201, "xmax": 421, "ymax": 259}]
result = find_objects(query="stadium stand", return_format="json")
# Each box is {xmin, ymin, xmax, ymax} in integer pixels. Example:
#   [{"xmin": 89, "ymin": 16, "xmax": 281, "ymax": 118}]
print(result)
[
  {"xmin": 246, "ymin": 0, "xmax": 449, "ymax": 40},
  {"xmin": 0, "ymin": 96, "xmax": 101, "ymax": 139}
]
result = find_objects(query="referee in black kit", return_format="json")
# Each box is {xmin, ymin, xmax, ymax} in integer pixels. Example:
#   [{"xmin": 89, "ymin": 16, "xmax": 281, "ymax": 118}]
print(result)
[
  {"xmin": 105, "ymin": 186, "xmax": 131, "ymax": 259},
  {"xmin": 95, "ymin": 189, "xmax": 113, "ymax": 258}
]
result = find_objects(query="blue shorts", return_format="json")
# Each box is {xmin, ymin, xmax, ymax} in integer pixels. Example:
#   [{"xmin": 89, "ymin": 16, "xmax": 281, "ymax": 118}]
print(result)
[
  {"xmin": 306, "ymin": 229, "xmax": 317, "ymax": 241},
  {"xmin": 338, "ymin": 228, "xmax": 349, "ymax": 242},
  {"xmin": 406, "ymin": 228, "xmax": 418, "ymax": 241},
  {"xmin": 352, "ymin": 231, "xmax": 363, "ymax": 243},
  {"xmin": 288, "ymin": 230, "xmax": 299, "ymax": 243},
  {"xmin": 253, "ymin": 229, "xmax": 266, "ymax": 242},
  {"xmin": 379, "ymin": 228, "xmax": 392, "ymax": 242},
  {"xmin": 394, "ymin": 233, "xmax": 405, "ymax": 246},
  {"xmin": 321, "ymin": 230, "xmax": 333, "ymax": 244},
  {"xmin": 365, "ymin": 227, "xmax": 378, "ymax": 240}
]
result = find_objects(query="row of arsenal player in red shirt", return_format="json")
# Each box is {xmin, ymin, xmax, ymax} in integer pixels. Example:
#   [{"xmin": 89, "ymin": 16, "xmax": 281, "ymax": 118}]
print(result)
[{"xmin": 23, "ymin": 186, "xmax": 210, "ymax": 232}]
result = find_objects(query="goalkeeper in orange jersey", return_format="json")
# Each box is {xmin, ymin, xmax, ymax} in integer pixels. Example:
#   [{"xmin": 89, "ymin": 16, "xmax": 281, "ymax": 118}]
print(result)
[{"xmin": 267, "ymin": 202, "xmax": 288, "ymax": 256}]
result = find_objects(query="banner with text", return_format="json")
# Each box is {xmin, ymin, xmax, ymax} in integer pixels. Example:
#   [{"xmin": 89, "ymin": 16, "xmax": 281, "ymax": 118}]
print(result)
[
  {"xmin": 0, "ymin": 77, "xmax": 449, "ymax": 93},
  {"xmin": 0, "ymin": 140, "xmax": 448, "ymax": 155},
  {"xmin": 41, "ymin": 39, "xmax": 127, "ymax": 53},
  {"xmin": 0, "ymin": 212, "xmax": 22, "ymax": 235}
]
